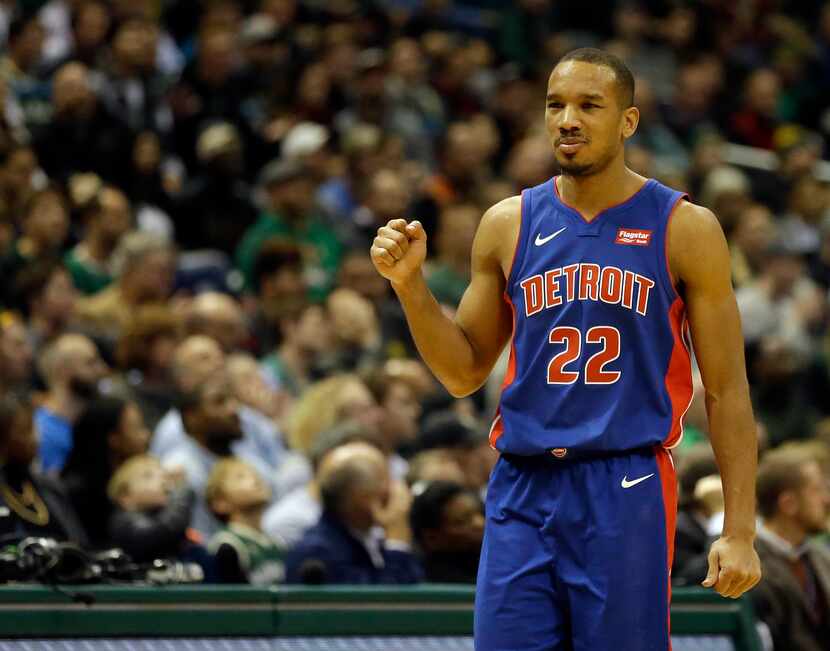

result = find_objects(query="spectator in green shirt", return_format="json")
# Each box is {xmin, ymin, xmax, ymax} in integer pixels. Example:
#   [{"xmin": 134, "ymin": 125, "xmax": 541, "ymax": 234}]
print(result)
[
  {"xmin": 64, "ymin": 184, "xmax": 133, "ymax": 295},
  {"xmin": 207, "ymin": 457, "xmax": 286, "ymax": 585},
  {"xmin": 235, "ymin": 158, "xmax": 341, "ymax": 302}
]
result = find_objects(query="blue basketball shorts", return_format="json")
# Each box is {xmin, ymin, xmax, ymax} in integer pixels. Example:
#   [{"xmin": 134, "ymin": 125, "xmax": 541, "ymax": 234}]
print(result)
[{"xmin": 474, "ymin": 446, "xmax": 677, "ymax": 651}]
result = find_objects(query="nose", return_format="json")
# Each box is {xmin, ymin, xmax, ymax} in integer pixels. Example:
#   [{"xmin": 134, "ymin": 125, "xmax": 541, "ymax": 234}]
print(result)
[{"xmin": 559, "ymin": 105, "xmax": 581, "ymax": 133}]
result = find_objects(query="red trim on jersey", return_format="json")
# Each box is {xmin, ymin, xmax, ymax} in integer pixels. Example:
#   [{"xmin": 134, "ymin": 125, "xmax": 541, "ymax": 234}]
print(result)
[
  {"xmin": 489, "ymin": 191, "xmax": 526, "ymax": 450},
  {"xmin": 663, "ymin": 298, "xmax": 693, "ymax": 448},
  {"xmin": 505, "ymin": 191, "xmax": 526, "ymax": 285},
  {"xmin": 664, "ymin": 194, "xmax": 688, "ymax": 299},
  {"xmin": 489, "ymin": 294, "xmax": 517, "ymax": 449},
  {"xmin": 655, "ymin": 446, "xmax": 677, "ymax": 650},
  {"xmin": 553, "ymin": 176, "xmax": 652, "ymax": 225}
]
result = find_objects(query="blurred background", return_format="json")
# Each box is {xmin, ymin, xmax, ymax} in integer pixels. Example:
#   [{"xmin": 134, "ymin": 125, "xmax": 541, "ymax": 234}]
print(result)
[{"xmin": 0, "ymin": 0, "xmax": 829, "ymax": 648}]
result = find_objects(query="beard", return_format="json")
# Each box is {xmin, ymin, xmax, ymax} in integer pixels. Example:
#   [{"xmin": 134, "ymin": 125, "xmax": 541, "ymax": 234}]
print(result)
[
  {"xmin": 69, "ymin": 376, "xmax": 99, "ymax": 400},
  {"xmin": 556, "ymin": 141, "xmax": 619, "ymax": 178},
  {"xmin": 558, "ymin": 160, "xmax": 595, "ymax": 177},
  {"xmin": 204, "ymin": 426, "xmax": 243, "ymax": 456}
]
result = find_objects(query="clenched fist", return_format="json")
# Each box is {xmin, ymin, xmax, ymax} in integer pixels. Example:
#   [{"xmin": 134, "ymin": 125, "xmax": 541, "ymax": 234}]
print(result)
[
  {"xmin": 702, "ymin": 535, "xmax": 762, "ymax": 599},
  {"xmin": 370, "ymin": 219, "xmax": 427, "ymax": 286}
]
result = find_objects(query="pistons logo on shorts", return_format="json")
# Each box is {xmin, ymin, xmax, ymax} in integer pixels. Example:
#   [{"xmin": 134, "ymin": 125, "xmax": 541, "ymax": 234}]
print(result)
[{"xmin": 615, "ymin": 228, "xmax": 652, "ymax": 246}]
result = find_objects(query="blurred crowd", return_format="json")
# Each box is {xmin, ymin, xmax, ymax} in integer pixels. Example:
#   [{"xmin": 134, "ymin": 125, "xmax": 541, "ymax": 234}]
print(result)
[{"xmin": 0, "ymin": 0, "xmax": 829, "ymax": 645}]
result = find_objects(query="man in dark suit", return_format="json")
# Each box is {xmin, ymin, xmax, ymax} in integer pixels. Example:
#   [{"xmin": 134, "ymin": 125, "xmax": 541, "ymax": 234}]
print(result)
[
  {"xmin": 286, "ymin": 441, "xmax": 422, "ymax": 584},
  {"xmin": 752, "ymin": 444, "xmax": 830, "ymax": 651}
]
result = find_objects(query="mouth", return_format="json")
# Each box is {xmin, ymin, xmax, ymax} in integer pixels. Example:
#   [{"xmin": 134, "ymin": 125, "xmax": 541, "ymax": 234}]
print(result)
[{"xmin": 556, "ymin": 137, "xmax": 587, "ymax": 155}]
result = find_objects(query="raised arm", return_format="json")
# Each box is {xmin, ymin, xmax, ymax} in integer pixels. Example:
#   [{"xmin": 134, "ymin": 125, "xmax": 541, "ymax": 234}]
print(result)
[
  {"xmin": 370, "ymin": 197, "xmax": 520, "ymax": 397},
  {"xmin": 669, "ymin": 202, "xmax": 762, "ymax": 599}
]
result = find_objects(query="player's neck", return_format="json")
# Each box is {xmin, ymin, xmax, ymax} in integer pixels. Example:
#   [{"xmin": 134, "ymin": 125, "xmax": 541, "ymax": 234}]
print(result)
[{"xmin": 557, "ymin": 163, "xmax": 645, "ymax": 221}]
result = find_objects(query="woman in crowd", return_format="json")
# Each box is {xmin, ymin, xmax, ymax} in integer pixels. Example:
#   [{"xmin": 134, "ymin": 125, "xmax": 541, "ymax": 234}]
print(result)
[{"xmin": 61, "ymin": 395, "xmax": 150, "ymax": 548}]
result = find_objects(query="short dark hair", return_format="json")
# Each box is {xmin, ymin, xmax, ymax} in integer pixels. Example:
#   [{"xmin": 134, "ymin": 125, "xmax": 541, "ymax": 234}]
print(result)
[
  {"xmin": 11, "ymin": 258, "xmax": 67, "ymax": 315},
  {"xmin": 7, "ymin": 14, "xmax": 40, "ymax": 45},
  {"xmin": 556, "ymin": 48, "xmax": 635, "ymax": 108},
  {"xmin": 757, "ymin": 445, "xmax": 815, "ymax": 519},
  {"xmin": 410, "ymin": 480, "xmax": 469, "ymax": 547}
]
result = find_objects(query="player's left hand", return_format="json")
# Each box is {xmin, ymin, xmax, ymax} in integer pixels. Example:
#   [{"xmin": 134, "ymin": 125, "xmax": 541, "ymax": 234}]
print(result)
[{"xmin": 702, "ymin": 536, "xmax": 762, "ymax": 599}]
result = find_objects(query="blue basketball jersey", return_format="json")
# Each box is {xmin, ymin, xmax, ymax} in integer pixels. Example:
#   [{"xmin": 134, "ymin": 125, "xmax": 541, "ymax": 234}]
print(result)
[{"xmin": 490, "ymin": 176, "xmax": 693, "ymax": 456}]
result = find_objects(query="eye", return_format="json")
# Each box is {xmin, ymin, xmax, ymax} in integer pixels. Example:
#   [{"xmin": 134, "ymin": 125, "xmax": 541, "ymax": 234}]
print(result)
[
  {"xmin": 582, "ymin": 103, "xmax": 599, "ymax": 109},
  {"xmin": 547, "ymin": 102, "xmax": 563, "ymax": 109}
]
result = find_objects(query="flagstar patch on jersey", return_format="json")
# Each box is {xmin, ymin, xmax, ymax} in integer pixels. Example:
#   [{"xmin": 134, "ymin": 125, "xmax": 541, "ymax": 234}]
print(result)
[{"xmin": 615, "ymin": 228, "xmax": 652, "ymax": 246}]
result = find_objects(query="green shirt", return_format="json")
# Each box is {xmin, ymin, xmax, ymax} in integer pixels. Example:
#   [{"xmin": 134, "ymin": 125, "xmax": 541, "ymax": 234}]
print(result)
[
  {"xmin": 235, "ymin": 211, "xmax": 342, "ymax": 301},
  {"xmin": 676, "ymin": 424, "xmax": 706, "ymax": 451},
  {"xmin": 208, "ymin": 522, "xmax": 285, "ymax": 586},
  {"xmin": 426, "ymin": 262, "xmax": 468, "ymax": 307},
  {"xmin": 64, "ymin": 248, "xmax": 112, "ymax": 295}
]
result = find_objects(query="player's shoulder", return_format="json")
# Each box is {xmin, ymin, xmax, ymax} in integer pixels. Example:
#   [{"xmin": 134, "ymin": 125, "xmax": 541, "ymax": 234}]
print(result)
[
  {"xmin": 475, "ymin": 195, "xmax": 522, "ymax": 260},
  {"xmin": 668, "ymin": 199, "xmax": 730, "ymax": 281},
  {"xmin": 475, "ymin": 195, "xmax": 522, "ymax": 243},
  {"xmin": 671, "ymin": 199, "xmax": 721, "ymax": 230},
  {"xmin": 480, "ymin": 195, "xmax": 522, "ymax": 229},
  {"xmin": 669, "ymin": 199, "xmax": 724, "ymax": 243}
]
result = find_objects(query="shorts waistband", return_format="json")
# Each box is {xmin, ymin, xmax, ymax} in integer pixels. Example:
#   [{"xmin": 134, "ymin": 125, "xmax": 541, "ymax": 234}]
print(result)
[{"xmin": 501, "ymin": 445, "xmax": 657, "ymax": 466}]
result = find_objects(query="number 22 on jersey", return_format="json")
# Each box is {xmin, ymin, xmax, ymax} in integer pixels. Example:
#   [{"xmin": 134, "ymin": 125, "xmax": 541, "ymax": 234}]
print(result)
[{"xmin": 547, "ymin": 326, "xmax": 621, "ymax": 385}]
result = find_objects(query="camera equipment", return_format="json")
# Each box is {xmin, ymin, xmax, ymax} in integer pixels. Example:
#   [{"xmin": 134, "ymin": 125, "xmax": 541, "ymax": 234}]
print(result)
[{"xmin": 1, "ymin": 537, "xmax": 204, "ymax": 592}]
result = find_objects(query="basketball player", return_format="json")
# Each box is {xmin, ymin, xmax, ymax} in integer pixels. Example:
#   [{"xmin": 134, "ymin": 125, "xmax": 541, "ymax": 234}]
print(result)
[{"xmin": 370, "ymin": 48, "xmax": 761, "ymax": 650}]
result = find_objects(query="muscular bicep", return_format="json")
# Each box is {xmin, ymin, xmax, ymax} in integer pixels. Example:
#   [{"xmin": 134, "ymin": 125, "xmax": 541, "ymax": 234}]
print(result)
[
  {"xmin": 671, "ymin": 204, "xmax": 749, "ymax": 394},
  {"xmin": 453, "ymin": 198, "xmax": 519, "ymax": 388}
]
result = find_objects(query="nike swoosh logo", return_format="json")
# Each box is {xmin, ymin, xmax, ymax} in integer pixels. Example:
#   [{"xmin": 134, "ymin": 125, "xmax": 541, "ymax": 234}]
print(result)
[
  {"xmin": 621, "ymin": 473, "xmax": 655, "ymax": 489},
  {"xmin": 535, "ymin": 226, "xmax": 567, "ymax": 246}
]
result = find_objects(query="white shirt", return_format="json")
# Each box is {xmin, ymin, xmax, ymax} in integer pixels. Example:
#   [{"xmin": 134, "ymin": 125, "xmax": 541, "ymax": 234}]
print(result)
[
  {"xmin": 152, "ymin": 406, "xmax": 312, "ymax": 502},
  {"xmin": 262, "ymin": 485, "xmax": 320, "ymax": 550}
]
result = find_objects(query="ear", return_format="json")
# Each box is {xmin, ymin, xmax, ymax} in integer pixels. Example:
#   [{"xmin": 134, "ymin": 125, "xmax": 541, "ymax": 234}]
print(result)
[
  {"xmin": 622, "ymin": 106, "xmax": 640, "ymax": 139},
  {"xmin": 778, "ymin": 490, "xmax": 798, "ymax": 517}
]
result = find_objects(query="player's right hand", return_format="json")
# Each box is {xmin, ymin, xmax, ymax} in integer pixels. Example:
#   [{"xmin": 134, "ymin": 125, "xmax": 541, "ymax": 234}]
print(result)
[{"xmin": 370, "ymin": 219, "xmax": 427, "ymax": 286}]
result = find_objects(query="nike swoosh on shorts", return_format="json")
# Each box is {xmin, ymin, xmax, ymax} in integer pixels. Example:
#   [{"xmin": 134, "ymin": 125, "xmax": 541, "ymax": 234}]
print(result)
[{"xmin": 620, "ymin": 473, "xmax": 655, "ymax": 489}]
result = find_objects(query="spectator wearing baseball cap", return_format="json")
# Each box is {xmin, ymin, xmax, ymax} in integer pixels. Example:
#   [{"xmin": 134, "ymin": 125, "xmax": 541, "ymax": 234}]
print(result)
[{"xmin": 235, "ymin": 157, "xmax": 341, "ymax": 301}]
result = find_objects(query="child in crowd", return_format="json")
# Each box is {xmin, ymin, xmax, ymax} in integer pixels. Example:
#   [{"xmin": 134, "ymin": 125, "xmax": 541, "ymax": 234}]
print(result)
[
  {"xmin": 206, "ymin": 457, "xmax": 285, "ymax": 585},
  {"xmin": 107, "ymin": 454, "xmax": 196, "ymax": 563}
]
